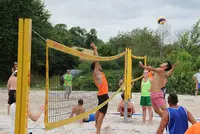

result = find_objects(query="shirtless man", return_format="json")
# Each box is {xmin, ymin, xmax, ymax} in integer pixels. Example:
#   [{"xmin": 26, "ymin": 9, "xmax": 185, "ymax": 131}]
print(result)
[
  {"xmin": 139, "ymin": 61, "xmax": 174, "ymax": 117},
  {"xmin": 69, "ymin": 99, "xmax": 95, "ymax": 123},
  {"xmin": 7, "ymin": 70, "xmax": 17, "ymax": 115},
  {"xmin": 69, "ymin": 99, "xmax": 85, "ymax": 122},
  {"xmin": 90, "ymin": 43, "xmax": 109, "ymax": 134}
]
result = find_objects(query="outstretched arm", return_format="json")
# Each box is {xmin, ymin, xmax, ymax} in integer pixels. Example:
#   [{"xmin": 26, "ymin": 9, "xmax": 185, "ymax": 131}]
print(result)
[
  {"xmin": 139, "ymin": 62, "xmax": 163, "ymax": 73},
  {"xmin": 28, "ymin": 105, "xmax": 44, "ymax": 122},
  {"xmin": 166, "ymin": 64, "xmax": 176, "ymax": 78}
]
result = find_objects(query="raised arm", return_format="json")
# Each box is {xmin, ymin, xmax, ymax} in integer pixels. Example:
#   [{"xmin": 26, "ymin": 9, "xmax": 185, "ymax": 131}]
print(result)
[
  {"xmin": 91, "ymin": 43, "xmax": 98, "ymax": 56},
  {"xmin": 90, "ymin": 43, "xmax": 100, "ymax": 74},
  {"xmin": 139, "ymin": 62, "xmax": 163, "ymax": 73},
  {"xmin": 166, "ymin": 64, "xmax": 176, "ymax": 78},
  {"xmin": 156, "ymin": 110, "xmax": 169, "ymax": 134},
  {"xmin": 186, "ymin": 109, "xmax": 197, "ymax": 124}
]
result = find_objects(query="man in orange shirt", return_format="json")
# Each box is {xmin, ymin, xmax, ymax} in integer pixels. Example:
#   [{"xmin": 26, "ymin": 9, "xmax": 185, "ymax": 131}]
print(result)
[{"xmin": 90, "ymin": 43, "xmax": 109, "ymax": 134}]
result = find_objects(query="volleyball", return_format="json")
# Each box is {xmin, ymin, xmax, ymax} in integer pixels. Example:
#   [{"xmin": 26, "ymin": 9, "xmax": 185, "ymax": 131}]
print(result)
[{"xmin": 157, "ymin": 16, "xmax": 166, "ymax": 25}]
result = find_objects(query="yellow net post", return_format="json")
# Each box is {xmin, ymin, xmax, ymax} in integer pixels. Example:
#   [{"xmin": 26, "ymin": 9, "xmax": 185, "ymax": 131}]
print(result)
[
  {"xmin": 124, "ymin": 48, "xmax": 127, "ymax": 92},
  {"xmin": 124, "ymin": 48, "xmax": 132, "ymax": 122},
  {"xmin": 15, "ymin": 18, "xmax": 32, "ymax": 134},
  {"xmin": 144, "ymin": 56, "xmax": 147, "ymax": 66},
  {"xmin": 44, "ymin": 42, "xmax": 49, "ymax": 127}
]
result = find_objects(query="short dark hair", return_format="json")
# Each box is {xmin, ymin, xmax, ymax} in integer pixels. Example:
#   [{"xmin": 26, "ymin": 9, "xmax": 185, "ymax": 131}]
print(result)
[
  {"xmin": 165, "ymin": 61, "xmax": 172, "ymax": 71},
  {"xmin": 90, "ymin": 62, "xmax": 95, "ymax": 71},
  {"xmin": 78, "ymin": 99, "xmax": 83, "ymax": 105},
  {"xmin": 121, "ymin": 93, "xmax": 124, "ymax": 100},
  {"xmin": 168, "ymin": 93, "xmax": 178, "ymax": 105}
]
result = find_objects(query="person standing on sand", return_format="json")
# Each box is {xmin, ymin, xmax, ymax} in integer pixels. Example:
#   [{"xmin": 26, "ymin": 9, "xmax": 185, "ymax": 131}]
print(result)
[
  {"xmin": 90, "ymin": 43, "xmax": 109, "ymax": 134},
  {"xmin": 139, "ymin": 61, "xmax": 175, "ymax": 117},
  {"xmin": 7, "ymin": 70, "xmax": 17, "ymax": 115},
  {"xmin": 140, "ymin": 70, "xmax": 153, "ymax": 124},
  {"xmin": 192, "ymin": 69, "xmax": 200, "ymax": 97},
  {"xmin": 63, "ymin": 69, "xmax": 73, "ymax": 100},
  {"xmin": 156, "ymin": 93, "xmax": 196, "ymax": 134}
]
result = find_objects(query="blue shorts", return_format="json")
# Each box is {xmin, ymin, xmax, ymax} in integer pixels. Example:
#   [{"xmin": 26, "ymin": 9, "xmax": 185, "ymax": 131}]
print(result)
[
  {"xmin": 198, "ymin": 83, "xmax": 200, "ymax": 89},
  {"xmin": 83, "ymin": 114, "xmax": 95, "ymax": 122}
]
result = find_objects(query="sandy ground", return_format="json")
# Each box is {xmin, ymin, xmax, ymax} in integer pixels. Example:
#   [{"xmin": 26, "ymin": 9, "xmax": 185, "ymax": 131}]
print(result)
[{"xmin": 0, "ymin": 89, "xmax": 200, "ymax": 134}]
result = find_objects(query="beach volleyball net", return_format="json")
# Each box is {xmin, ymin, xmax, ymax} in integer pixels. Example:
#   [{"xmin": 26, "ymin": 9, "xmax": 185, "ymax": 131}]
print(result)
[{"xmin": 44, "ymin": 39, "xmax": 131, "ymax": 130}]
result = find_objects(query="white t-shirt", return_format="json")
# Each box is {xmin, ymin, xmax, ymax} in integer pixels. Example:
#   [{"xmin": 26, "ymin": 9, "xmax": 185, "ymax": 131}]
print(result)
[
  {"xmin": 10, "ymin": 103, "xmax": 16, "ymax": 134},
  {"xmin": 10, "ymin": 103, "xmax": 30, "ymax": 134},
  {"xmin": 194, "ymin": 72, "xmax": 200, "ymax": 83}
]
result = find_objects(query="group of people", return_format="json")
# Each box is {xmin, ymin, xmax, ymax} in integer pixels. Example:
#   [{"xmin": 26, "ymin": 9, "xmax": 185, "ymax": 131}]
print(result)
[
  {"xmin": 7, "ymin": 43, "xmax": 200, "ymax": 134},
  {"xmin": 88, "ymin": 42, "xmax": 200, "ymax": 134}
]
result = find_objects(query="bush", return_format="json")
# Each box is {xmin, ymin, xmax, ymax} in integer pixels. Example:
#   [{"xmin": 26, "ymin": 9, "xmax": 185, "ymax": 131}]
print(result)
[{"xmin": 167, "ymin": 71, "xmax": 196, "ymax": 95}]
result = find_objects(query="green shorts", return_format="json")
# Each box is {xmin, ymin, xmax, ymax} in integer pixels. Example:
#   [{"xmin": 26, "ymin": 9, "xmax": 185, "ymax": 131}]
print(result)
[{"xmin": 140, "ymin": 96, "xmax": 151, "ymax": 106}]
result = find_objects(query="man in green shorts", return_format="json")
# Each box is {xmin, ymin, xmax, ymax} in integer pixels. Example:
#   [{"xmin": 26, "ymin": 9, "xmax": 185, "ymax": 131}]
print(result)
[
  {"xmin": 140, "ymin": 70, "xmax": 153, "ymax": 124},
  {"xmin": 64, "ymin": 69, "xmax": 73, "ymax": 100}
]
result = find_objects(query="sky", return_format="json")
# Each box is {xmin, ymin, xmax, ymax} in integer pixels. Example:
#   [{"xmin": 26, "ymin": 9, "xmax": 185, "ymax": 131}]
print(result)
[{"xmin": 42, "ymin": 0, "xmax": 200, "ymax": 42}]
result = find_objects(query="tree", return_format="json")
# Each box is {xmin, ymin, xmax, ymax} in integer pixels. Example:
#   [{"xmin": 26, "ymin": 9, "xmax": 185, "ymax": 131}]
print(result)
[{"xmin": 85, "ymin": 28, "xmax": 98, "ymax": 48}]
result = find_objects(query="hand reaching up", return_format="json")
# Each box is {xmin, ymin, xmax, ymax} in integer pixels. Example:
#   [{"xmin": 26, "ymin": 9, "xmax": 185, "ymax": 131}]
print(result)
[{"xmin": 90, "ymin": 43, "xmax": 97, "ymax": 50}]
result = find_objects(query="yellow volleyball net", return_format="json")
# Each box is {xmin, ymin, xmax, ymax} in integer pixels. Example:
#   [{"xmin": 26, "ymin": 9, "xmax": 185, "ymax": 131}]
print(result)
[
  {"xmin": 16, "ymin": 19, "xmax": 145, "ymax": 133},
  {"xmin": 44, "ymin": 39, "xmax": 132, "ymax": 130},
  {"xmin": 131, "ymin": 55, "xmax": 147, "ymax": 82}
]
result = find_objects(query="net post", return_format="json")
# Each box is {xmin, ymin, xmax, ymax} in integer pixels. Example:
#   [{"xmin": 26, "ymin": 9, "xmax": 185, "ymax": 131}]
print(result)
[
  {"xmin": 124, "ymin": 48, "xmax": 132, "ymax": 122},
  {"xmin": 144, "ymin": 56, "xmax": 147, "ymax": 66},
  {"xmin": 15, "ymin": 18, "xmax": 32, "ymax": 134},
  {"xmin": 45, "ymin": 41, "xmax": 49, "ymax": 127},
  {"xmin": 124, "ymin": 48, "xmax": 128, "ymax": 122}
]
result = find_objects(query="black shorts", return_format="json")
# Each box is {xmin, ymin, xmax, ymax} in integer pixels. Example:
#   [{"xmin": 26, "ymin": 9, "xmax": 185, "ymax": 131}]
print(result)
[
  {"xmin": 8, "ymin": 90, "xmax": 16, "ymax": 105},
  {"xmin": 161, "ymin": 87, "xmax": 167, "ymax": 99},
  {"xmin": 98, "ymin": 94, "xmax": 109, "ymax": 114}
]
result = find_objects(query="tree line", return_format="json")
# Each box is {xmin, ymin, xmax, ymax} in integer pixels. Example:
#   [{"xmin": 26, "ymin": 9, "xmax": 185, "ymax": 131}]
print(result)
[{"xmin": 0, "ymin": 0, "xmax": 200, "ymax": 94}]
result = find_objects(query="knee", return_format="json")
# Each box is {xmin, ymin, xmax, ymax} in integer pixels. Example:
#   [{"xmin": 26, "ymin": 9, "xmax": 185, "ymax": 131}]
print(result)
[{"xmin": 142, "ymin": 107, "xmax": 147, "ymax": 111}]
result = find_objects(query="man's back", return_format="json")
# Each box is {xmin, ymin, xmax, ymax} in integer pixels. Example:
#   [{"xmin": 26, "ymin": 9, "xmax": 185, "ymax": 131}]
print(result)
[
  {"xmin": 166, "ymin": 106, "xmax": 188, "ymax": 134},
  {"xmin": 8, "ymin": 76, "xmax": 17, "ymax": 90}
]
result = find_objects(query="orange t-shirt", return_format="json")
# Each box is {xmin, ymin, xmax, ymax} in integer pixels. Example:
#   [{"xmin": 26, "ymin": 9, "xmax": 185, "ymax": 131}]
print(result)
[
  {"xmin": 94, "ymin": 72, "xmax": 108, "ymax": 95},
  {"xmin": 185, "ymin": 122, "xmax": 200, "ymax": 134}
]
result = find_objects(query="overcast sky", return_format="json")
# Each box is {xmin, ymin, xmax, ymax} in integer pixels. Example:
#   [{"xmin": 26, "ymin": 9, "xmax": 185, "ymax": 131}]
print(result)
[{"xmin": 43, "ymin": 0, "xmax": 200, "ymax": 42}]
